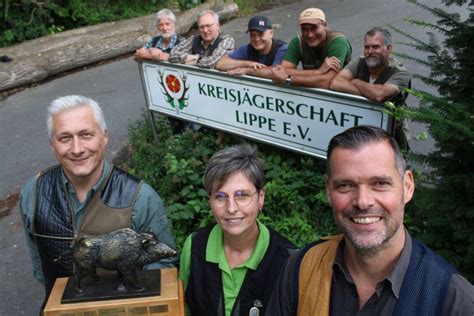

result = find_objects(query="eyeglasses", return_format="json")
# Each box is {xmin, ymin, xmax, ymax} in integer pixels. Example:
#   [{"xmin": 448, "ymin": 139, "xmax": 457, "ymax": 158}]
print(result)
[
  {"xmin": 199, "ymin": 23, "xmax": 216, "ymax": 31},
  {"xmin": 210, "ymin": 190, "xmax": 258, "ymax": 208}
]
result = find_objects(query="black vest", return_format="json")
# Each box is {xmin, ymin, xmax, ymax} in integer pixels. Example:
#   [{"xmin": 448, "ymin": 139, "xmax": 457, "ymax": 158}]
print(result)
[
  {"xmin": 355, "ymin": 57, "xmax": 411, "ymax": 106},
  {"xmin": 191, "ymin": 34, "xmax": 223, "ymax": 57},
  {"xmin": 150, "ymin": 34, "xmax": 183, "ymax": 53},
  {"xmin": 247, "ymin": 39, "xmax": 287, "ymax": 66},
  {"xmin": 291, "ymin": 238, "xmax": 456, "ymax": 315},
  {"xmin": 33, "ymin": 165, "xmax": 140, "ymax": 293},
  {"xmin": 185, "ymin": 224, "xmax": 296, "ymax": 316}
]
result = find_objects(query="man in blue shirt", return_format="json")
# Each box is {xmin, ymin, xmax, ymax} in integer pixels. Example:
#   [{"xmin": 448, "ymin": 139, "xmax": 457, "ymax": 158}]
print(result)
[{"xmin": 216, "ymin": 16, "xmax": 287, "ymax": 76}]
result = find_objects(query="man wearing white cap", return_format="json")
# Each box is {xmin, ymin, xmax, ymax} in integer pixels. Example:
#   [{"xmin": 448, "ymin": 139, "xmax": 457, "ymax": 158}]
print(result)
[
  {"xmin": 216, "ymin": 15, "xmax": 287, "ymax": 76},
  {"xmin": 271, "ymin": 7, "xmax": 352, "ymax": 89}
]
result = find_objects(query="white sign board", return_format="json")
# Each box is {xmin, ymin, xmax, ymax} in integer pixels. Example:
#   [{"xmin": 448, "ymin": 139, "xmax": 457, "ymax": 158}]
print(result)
[{"xmin": 139, "ymin": 61, "xmax": 392, "ymax": 159}]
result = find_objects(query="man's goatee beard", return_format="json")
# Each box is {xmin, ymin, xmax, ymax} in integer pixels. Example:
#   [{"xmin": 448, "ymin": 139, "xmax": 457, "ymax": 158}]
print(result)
[{"xmin": 366, "ymin": 57, "xmax": 381, "ymax": 68}]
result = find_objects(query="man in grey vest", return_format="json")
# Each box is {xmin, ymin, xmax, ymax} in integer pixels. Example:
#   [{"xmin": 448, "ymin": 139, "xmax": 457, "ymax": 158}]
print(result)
[
  {"xmin": 330, "ymin": 27, "xmax": 411, "ymax": 149},
  {"xmin": 169, "ymin": 10, "xmax": 234, "ymax": 68},
  {"xmin": 20, "ymin": 95, "xmax": 177, "ymax": 313}
]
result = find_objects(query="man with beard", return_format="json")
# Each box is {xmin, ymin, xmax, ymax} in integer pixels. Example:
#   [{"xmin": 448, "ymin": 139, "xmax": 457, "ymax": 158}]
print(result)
[
  {"xmin": 134, "ymin": 9, "xmax": 182, "ymax": 61},
  {"xmin": 265, "ymin": 125, "xmax": 473, "ymax": 315},
  {"xmin": 216, "ymin": 16, "xmax": 287, "ymax": 76},
  {"xmin": 169, "ymin": 10, "xmax": 234, "ymax": 68},
  {"xmin": 134, "ymin": 9, "xmax": 186, "ymax": 133},
  {"xmin": 330, "ymin": 27, "xmax": 411, "ymax": 149},
  {"xmin": 269, "ymin": 7, "xmax": 351, "ymax": 89}
]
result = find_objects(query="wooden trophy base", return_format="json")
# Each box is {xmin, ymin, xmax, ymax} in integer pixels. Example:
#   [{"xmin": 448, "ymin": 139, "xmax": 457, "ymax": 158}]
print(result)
[{"xmin": 43, "ymin": 267, "xmax": 184, "ymax": 316}]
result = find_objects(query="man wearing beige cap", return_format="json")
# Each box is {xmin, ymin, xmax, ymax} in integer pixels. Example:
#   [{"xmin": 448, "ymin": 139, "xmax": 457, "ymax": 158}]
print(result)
[{"xmin": 271, "ymin": 7, "xmax": 352, "ymax": 89}]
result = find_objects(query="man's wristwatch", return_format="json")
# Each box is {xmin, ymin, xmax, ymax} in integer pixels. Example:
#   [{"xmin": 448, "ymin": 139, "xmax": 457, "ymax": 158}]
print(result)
[{"xmin": 285, "ymin": 75, "xmax": 292, "ymax": 86}]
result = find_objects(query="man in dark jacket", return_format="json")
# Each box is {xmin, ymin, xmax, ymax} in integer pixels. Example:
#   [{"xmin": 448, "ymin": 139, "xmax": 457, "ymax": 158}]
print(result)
[{"xmin": 266, "ymin": 125, "xmax": 473, "ymax": 315}]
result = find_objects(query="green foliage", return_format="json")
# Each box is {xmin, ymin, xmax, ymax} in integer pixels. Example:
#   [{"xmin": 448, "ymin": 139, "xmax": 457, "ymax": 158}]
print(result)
[
  {"xmin": 233, "ymin": 0, "xmax": 293, "ymax": 16},
  {"xmin": 126, "ymin": 114, "xmax": 334, "ymax": 250},
  {"xmin": 177, "ymin": 0, "xmax": 202, "ymax": 11},
  {"xmin": 0, "ymin": 0, "xmax": 171, "ymax": 47},
  {"xmin": 389, "ymin": 0, "xmax": 474, "ymax": 281}
]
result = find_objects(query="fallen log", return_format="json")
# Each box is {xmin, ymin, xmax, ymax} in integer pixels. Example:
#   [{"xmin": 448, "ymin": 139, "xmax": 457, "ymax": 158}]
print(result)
[{"xmin": 0, "ymin": 0, "xmax": 238, "ymax": 92}]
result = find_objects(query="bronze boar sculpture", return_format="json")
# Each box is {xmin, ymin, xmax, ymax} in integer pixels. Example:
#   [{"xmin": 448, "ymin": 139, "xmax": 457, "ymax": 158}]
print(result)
[{"xmin": 72, "ymin": 228, "xmax": 176, "ymax": 294}]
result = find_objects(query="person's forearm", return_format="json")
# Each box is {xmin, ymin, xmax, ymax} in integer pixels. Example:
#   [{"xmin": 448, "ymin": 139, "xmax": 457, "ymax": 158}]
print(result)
[
  {"xmin": 245, "ymin": 67, "xmax": 273, "ymax": 79},
  {"xmin": 330, "ymin": 77, "xmax": 362, "ymax": 95},
  {"xmin": 291, "ymin": 70, "xmax": 337, "ymax": 89},
  {"xmin": 169, "ymin": 51, "xmax": 187, "ymax": 63},
  {"xmin": 216, "ymin": 57, "xmax": 251, "ymax": 71},
  {"xmin": 282, "ymin": 68, "xmax": 324, "ymax": 77},
  {"xmin": 352, "ymin": 79, "xmax": 397, "ymax": 103},
  {"xmin": 169, "ymin": 38, "xmax": 192, "ymax": 64}
]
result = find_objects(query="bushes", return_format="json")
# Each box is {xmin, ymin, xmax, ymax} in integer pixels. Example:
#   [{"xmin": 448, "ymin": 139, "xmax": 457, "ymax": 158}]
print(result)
[
  {"xmin": 1, "ymin": 0, "xmax": 286, "ymax": 47},
  {"xmin": 0, "ymin": 0, "xmax": 201, "ymax": 47},
  {"xmin": 388, "ymin": 0, "xmax": 474, "ymax": 282},
  {"xmin": 125, "ymin": 114, "xmax": 334, "ymax": 250}
]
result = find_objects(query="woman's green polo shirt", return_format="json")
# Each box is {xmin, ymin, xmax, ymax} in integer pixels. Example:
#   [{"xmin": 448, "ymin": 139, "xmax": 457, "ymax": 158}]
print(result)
[{"xmin": 179, "ymin": 220, "xmax": 270, "ymax": 316}]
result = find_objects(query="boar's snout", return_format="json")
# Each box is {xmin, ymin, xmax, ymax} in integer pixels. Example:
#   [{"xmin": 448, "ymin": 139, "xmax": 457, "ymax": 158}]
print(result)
[{"xmin": 155, "ymin": 242, "xmax": 177, "ymax": 258}]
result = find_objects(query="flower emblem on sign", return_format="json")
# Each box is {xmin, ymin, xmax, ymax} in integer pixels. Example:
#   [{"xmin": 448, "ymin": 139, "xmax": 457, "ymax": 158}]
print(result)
[
  {"xmin": 166, "ymin": 75, "xmax": 181, "ymax": 93},
  {"xmin": 158, "ymin": 70, "xmax": 189, "ymax": 110}
]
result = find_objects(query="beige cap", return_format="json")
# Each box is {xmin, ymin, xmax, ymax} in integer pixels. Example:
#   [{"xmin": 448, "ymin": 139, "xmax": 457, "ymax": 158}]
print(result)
[{"xmin": 298, "ymin": 8, "xmax": 326, "ymax": 25}]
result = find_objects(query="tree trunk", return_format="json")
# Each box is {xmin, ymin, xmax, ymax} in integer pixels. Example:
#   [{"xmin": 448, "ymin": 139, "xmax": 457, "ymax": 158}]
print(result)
[{"xmin": 0, "ymin": 1, "xmax": 238, "ymax": 92}]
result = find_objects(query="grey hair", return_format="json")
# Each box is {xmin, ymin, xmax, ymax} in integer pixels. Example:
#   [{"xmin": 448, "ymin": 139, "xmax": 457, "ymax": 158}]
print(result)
[
  {"xmin": 326, "ymin": 125, "xmax": 406, "ymax": 178},
  {"xmin": 204, "ymin": 144, "xmax": 266, "ymax": 194},
  {"xmin": 365, "ymin": 26, "xmax": 392, "ymax": 46},
  {"xmin": 47, "ymin": 95, "xmax": 107, "ymax": 140},
  {"xmin": 198, "ymin": 9, "xmax": 219, "ymax": 24},
  {"xmin": 156, "ymin": 9, "xmax": 176, "ymax": 25}
]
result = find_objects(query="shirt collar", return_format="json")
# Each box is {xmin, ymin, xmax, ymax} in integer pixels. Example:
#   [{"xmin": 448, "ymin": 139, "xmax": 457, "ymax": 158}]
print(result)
[
  {"xmin": 201, "ymin": 33, "xmax": 220, "ymax": 47},
  {"xmin": 386, "ymin": 230, "xmax": 412, "ymax": 299},
  {"xmin": 62, "ymin": 160, "xmax": 110, "ymax": 196},
  {"xmin": 206, "ymin": 219, "xmax": 270, "ymax": 271},
  {"xmin": 156, "ymin": 33, "xmax": 178, "ymax": 50},
  {"xmin": 333, "ymin": 230, "xmax": 412, "ymax": 299}
]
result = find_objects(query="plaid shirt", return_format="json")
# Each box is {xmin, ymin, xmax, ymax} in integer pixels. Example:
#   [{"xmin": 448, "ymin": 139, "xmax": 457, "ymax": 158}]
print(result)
[
  {"xmin": 169, "ymin": 33, "xmax": 235, "ymax": 68},
  {"xmin": 144, "ymin": 33, "xmax": 179, "ymax": 53}
]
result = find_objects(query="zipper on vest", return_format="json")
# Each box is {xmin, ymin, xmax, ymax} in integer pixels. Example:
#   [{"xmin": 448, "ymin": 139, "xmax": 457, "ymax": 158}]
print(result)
[
  {"xmin": 33, "ymin": 233, "xmax": 75, "ymax": 240},
  {"xmin": 62, "ymin": 180, "xmax": 79, "ymax": 249}
]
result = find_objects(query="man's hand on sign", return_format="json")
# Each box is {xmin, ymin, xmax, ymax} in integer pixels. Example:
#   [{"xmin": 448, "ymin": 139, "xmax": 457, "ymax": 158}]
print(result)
[
  {"xmin": 227, "ymin": 67, "xmax": 250, "ymax": 76},
  {"xmin": 320, "ymin": 56, "xmax": 341, "ymax": 73},
  {"xmin": 250, "ymin": 62, "xmax": 266, "ymax": 70},
  {"xmin": 185, "ymin": 54, "xmax": 200, "ymax": 65},
  {"xmin": 271, "ymin": 65, "xmax": 288, "ymax": 85},
  {"xmin": 134, "ymin": 47, "xmax": 150, "ymax": 60},
  {"xmin": 150, "ymin": 48, "xmax": 165, "ymax": 61}
]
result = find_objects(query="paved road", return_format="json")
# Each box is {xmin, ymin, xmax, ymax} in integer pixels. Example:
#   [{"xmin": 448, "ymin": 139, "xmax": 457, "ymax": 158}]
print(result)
[{"xmin": 0, "ymin": 0, "xmax": 453, "ymax": 314}]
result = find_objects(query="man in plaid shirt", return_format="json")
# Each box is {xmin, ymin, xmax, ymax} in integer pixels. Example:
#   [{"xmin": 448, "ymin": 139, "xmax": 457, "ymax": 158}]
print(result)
[{"xmin": 169, "ymin": 10, "xmax": 234, "ymax": 69}]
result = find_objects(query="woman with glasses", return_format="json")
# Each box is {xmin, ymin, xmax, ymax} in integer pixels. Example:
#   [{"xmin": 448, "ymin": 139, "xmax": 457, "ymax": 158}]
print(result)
[{"xmin": 179, "ymin": 144, "xmax": 296, "ymax": 316}]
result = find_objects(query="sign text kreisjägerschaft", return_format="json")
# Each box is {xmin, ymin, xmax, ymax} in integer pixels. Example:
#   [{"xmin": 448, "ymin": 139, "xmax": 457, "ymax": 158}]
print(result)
[{"xmin": 139, "ymin": 61, "xmax": 391, "ymax": 159}]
